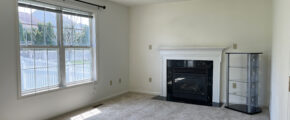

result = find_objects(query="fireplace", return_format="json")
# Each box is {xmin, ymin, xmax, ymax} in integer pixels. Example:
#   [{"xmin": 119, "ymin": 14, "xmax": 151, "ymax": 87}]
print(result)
[
  {"xmin": 159, "ymin": 46, "xmax": 224, "ymax": 105},
  {"xmin": 167, "ymin": 60, "xmax": 213, "ymax": 105}
]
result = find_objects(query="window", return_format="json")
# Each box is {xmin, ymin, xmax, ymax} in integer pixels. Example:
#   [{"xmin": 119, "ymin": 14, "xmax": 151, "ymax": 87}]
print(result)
[
  {"xmin": 62, "ymin": 13, "xmax": 92, "ymax": 85},
  {"xmin": 18, "ymin": 0, "xmax": 95, "ymax": 96}
]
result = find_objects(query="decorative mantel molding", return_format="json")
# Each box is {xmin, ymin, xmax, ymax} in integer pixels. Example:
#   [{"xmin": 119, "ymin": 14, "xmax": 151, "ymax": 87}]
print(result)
[
  {"xmin": 159, "ymin": 46, "xmax": 225, "ymax": 103},
  {"xmin": 159, "ymin": 46, "xmax": 225, "ymax": 51}
]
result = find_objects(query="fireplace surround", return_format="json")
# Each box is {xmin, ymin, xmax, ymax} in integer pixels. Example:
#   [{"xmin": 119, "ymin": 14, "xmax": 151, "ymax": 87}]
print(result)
[{"xmin": 159, "ymin": 46, "xmax": 224, "ymax": 105}]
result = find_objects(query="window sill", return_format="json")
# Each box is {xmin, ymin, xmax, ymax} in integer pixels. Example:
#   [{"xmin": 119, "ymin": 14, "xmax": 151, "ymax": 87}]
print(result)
[{"xmin": 18, "ymin": 80, "xmax": 96, "ymax": 99}]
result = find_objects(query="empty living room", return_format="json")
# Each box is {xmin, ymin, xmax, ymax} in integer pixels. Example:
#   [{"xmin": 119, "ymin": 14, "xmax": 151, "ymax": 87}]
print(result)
[{"xmin": 0, "ymin": 0, "xmax": 289, "ymax": 120}]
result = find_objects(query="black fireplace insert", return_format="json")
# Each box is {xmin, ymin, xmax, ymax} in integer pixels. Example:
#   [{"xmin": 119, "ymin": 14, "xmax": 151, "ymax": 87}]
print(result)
[{"xmin": 167, "ymin": 60, "xmax": 213, "ymax": 106}]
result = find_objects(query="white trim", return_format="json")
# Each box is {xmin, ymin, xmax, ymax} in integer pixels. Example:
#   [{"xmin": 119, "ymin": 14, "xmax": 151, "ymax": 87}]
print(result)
[
  {"xmin": 18, "ymin": 80, "xmax": 95, "ymax": 99},
  {"xmin": 92, "ymin": 11, "xmax": 99, "ymax": 83},
  {"xmin": 16, "ymin": 0, "xmax": 22, "ymax": 99},
  {"xmin": 159, "ymin": 46, "xmax": 225, "ymax": 103},
  {"xmin": 129, "ymin": 90, "xmax": 160, "ymax": 96},
  {"xmin": 159, "ymin": 46, "xmax": 225, "ymax": 51},
  {"xmin": 97, "ymin": 90, "xmax": 129, "ymax": 102},
  {"xmin": 58, "ymin": 6, "xmax": 65, "ymax": 88},
  {"xmin": 49, "ymin": 90, "xmax": 129, "ymax": 119}
]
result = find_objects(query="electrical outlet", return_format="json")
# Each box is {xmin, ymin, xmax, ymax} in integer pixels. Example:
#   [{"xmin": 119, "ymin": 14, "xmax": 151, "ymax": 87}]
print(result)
[
  {"xmin": 233, "ymin": 83, "xmax": 237, "ymax": 89},
  {"xmin": 149, "ymin": 45, "xmax": 152, "ymax": 50},
  {"xmin": 149, "ymin": 77, "xmax": 152, "ymax": 83},
  {"xmin": 233, "ymin": 43, "xmax": 238, "ymax": 49},
  {"xmin": 119, "ymin": 78, "xmax": 122, "ymax": 84},
  {"xmin": 110, "ymin": 80, "xmax": 113, "ymax": 86}
]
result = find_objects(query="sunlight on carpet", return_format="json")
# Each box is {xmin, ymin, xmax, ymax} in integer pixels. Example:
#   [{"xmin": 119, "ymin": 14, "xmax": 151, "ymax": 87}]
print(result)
[{"xmin": 70, "ymin": 108, "xmax": 102, "ymax": 120}]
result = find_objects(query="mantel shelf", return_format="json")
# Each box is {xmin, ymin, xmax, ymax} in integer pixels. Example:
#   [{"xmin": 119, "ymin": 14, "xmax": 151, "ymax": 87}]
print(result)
[{"xmin": 159, "ymin": 46, "xmax": 226, "ymax": 51}]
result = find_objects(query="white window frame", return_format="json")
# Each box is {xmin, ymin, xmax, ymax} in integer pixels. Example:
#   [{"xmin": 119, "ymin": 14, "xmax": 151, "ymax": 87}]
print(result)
[{"xmin": 16, "ymin": 0, "xmax": 99, "ymax": 98}]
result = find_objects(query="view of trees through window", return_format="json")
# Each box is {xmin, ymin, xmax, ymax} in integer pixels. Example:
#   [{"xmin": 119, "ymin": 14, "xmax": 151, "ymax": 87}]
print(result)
[
  {"xmin": 63, "ymin": 14, "xmax": 91, "ymax": 46},
  {"xmin": 19, "ymin": 22, "xmax": 57, "ymax": 46},
  {"xmin": 18, "ymin": 3, "xmax": 93, "ymax": 95}
]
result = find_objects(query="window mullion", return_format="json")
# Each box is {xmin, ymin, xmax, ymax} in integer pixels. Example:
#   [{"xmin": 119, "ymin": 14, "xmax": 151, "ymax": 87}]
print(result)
[
  {"xmin": 82, "ymin": 48, "xmax": 85, "ymax": 80},
  {"xmin": 58, "ymin": 9, "xmax": 66, "ymax": 88},
  {"xmin": 46, "ymin": 48, "xmax": 49, "ymax": 89},
  {"xmin": 90, "ymin": 18, "xmax": 95, "ymax": 81},
  {"xmin": 33, "ymin": 48, "xmax": 36, "ymax": 95}
]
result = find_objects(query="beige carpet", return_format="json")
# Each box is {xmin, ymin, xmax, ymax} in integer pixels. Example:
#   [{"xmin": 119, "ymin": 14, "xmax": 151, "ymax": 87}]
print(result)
[{"xmin": 54, "ymin": 93, "xmax": 269, "ymax": 120}]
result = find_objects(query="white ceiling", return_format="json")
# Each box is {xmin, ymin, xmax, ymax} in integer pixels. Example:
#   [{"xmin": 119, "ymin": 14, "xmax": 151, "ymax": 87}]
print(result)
[{"xmin": 106, "ymin": 0, "xmax": 188, "ymax": 6}]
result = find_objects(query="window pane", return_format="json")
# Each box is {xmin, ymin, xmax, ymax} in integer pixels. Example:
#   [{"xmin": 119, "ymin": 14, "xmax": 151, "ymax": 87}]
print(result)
[
  {"xmin": 73, "ymin": 16, "xmax": 82, "ymax": 29},
  {"xmin": 65, "ymin": 49, "xmax": 75, "ymax": 65},
  {"xmin": 84, "ymin": 64, "xmax": 91, "ymax": 80},
  {"xmin": 45, "ymin": 11, "xmax": 57, "ymax": 27},
  {"xmin": 19, "ymin": 6, "xmax": 58, "ymax": 47},
  {"xmin": 21, "ymin": 48, "xmax": 59, "ymax": 93},
  {"xmin": 84, "ymin": 49, "xmax": 91, "ymax": 64},
  {"xmin": 48, "ymin": 49, "xmax": 58, "ymax": 67},
  {"xmin": 75, "ymin": 64, "xmax": 84, "ymax": 80},
  {"xmin": 20, "ymin": 24, "xmax": 33, "ymax": 46},
  {"xmin": 32, "ymin": 9, "xmax": 44, "ymax": 25},
  {"xmin": 21, "ymin": 49, "xmax": 34, "ymax": 69},
  {"xmin": 25, "ymin": 25, "xmax": 33, "ymax": 46},
  {"xmin": 32, "ymin": 25, "xmax": 46, "ymax": 46},
  {"xmin": 73, "ymin": 29, "xmax": 90, "ymax": 46},
  {"xmin": 63, "ymin": 14, "xmax": 73, "ymax": 29},
  {"xmin": 73, "ymin": 29, "xmax": 82, "ymax": 46},
  {"xmin": 63, "ymin": 28, "xmax": 73, "ymax": 46},
  {"xmin": 84, "ymin": 48, "xmax": 92, "ymax": 80},
  {"xmin": 47, "ymin": 49, "xmax": 59, "ymax": 87},
  {"xmin": 82, "ymin": 26, "xmax": 90, "ymax": 46},
  {"xmin": 81, "ymin": 17, "xmax": 90, "ymax": 29},
  {"xmin": 45, "ymin": 26, "xmax": 57, "ymax": 46},
  {"xmin": 35, "ymin": 49, "xmax": 47, "ymax": 68},
  {"xmin": 48, "ymin": 67, "xmax": 58, "ymax": 86},
  {"xmin": 21, "ymin": 69, "xmax": 35, "ymax": 91},
  {"xmin": 75, "ymin": 49, "xmax": 83, "ymax": 64},
  {"xmin": 35, "ymin": 68, "xmax": 48, "ymax": 89},
  {"xmin": 66, "ymin": 65, "xmax": 74, "ymax": 83},
  {"xmin": 19, "ymin": 23, "xmax": 26, "ymax": 45},
  {"xmin": 18, "ymin": 7, "xmax": 32, "ymax": 24},
  {"xmin": 63, "ymin": 14, "xmax": 91, "ymax": 46},
  {"xmin": 65, "ymin": 48, "xmax": 92, "ymax": 83}
]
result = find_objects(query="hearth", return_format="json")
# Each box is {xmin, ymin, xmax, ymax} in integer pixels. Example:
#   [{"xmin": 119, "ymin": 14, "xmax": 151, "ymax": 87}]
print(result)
[{"xmin": 166, "ymin": 60, "xmax": 213, "ymax": 106}]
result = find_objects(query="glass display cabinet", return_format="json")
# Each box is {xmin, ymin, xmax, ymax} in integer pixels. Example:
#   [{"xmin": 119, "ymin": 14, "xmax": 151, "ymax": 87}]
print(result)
[{"xmin": 225, "ymin": 52, "xmax": 262, "ymax": 114}]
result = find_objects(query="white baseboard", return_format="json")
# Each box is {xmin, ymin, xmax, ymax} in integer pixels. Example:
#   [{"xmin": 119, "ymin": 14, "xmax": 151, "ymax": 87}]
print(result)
[
  {"xmin": 50, "ymin": 90, "xmax": 129, "ymax": 119},
  {"xmin": 129, "ymin": 90, "xmax": 160, "ymax": 96},
  {"xmin": 97, "ymin": 90, "xmax": 129, "ymax": 102}
]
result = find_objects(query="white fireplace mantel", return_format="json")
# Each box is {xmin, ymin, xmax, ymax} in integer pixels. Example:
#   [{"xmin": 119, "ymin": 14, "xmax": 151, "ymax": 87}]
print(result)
[{"xmin": 159, "ymin": 46, "xmax": 225, "ymax": 103}]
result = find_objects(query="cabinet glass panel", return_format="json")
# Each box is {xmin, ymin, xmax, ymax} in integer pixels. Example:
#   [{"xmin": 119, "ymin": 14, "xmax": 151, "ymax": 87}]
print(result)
[{"xmin": 226, "ymin": 53, "xmax": 262, "ymax": 114}]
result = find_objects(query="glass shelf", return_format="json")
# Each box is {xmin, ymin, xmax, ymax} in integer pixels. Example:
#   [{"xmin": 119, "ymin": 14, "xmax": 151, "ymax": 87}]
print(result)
[
  {"xmin": 229, "ymin": 93, "xmax": 259, "ymax": 98},
  {"xmin": 229, "ymin": 66, "xmax": 247, "ymax": 69},
  {"xmin": 229, "ymin": 66, "xmax": 259, "ymax": 69},
  {"xmin": 229, "ymin": 93, "xmax": 247, "ymax": 98},
  {"xmin": 229, "ymin": 80, "xmax": 259, "ymax": 83},
  {"xmin": 226, "ymin": 53, "xmax": 262, "ymax": 114}
]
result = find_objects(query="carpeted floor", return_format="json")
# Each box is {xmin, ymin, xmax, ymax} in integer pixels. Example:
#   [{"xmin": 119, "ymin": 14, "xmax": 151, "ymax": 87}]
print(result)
[{"xmin": 53, "ymin": 93, "xmax": 269, "ymax": 120}]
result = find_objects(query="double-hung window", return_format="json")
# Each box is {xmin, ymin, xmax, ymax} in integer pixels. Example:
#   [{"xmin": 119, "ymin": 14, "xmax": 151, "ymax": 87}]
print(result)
[{"xmin": 18, "ymin": 0, "xmax": 96, "ymax": 96}]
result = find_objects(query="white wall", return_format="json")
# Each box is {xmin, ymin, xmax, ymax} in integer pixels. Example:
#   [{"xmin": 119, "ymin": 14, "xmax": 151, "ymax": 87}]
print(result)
[
  {"xmin": 0, "ymin": 0, "xmax": 129, "ymax": 120},
  {"xmin": 129, "ymin": 0, "xmax": 272, "ymax": 106},
  {"xmin": 270, "ymin": 0, "xmax": 290, "ymax": 119}
]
